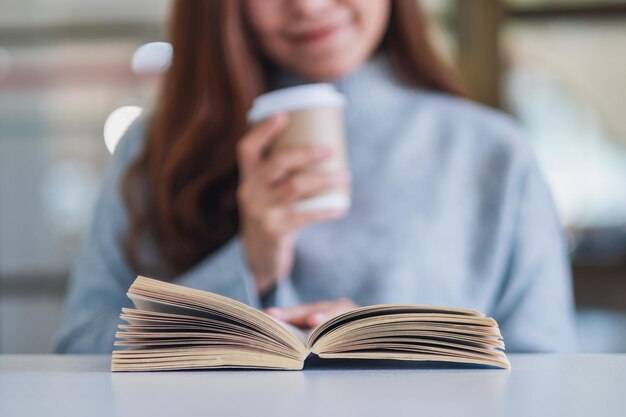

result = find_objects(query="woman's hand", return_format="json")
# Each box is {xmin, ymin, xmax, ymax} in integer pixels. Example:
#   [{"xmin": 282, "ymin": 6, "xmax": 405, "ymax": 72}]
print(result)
[
  {"xmin": 237, "ymin": 113, "xmax": 351, "ymax": 296},
  {"xmin": 264, "ymin": 298, "xmax": 359, "ymax": 329}
]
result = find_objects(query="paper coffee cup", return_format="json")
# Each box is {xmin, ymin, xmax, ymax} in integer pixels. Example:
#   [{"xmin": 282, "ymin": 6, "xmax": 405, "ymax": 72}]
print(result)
[{"xmin": 248, "ymin": 84, "xmax": 350, "ymax": 212}]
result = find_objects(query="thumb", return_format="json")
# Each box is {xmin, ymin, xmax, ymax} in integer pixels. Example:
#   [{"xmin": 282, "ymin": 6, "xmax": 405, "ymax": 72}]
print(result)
[{"xmin": 237, "ymin": 112, "xmax": 288, "ymax": 177}]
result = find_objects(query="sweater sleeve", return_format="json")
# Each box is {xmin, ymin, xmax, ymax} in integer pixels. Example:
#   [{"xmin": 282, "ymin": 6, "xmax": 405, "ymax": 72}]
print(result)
[
  {"xmin": 52, "ymin": 118, "xmax": 261, "ymax": 354},
  {"xmin": 493, "ymin": 154, "xmax": 578, "ymax": 353},
  {"xmin": 259, "ymin": 275, "xmax": 304, "ymax": 308}
]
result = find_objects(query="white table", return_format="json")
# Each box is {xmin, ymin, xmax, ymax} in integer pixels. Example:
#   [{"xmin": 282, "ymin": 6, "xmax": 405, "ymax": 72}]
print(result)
[{"xmin": 1, "ymin": 354, "xmax": 625, "ymax": 417}]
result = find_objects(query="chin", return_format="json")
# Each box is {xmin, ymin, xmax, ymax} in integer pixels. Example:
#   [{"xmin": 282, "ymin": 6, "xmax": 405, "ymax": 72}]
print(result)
[{"xmin": 294, "ymin": 57, "xmax": 363, "ymax": 82}]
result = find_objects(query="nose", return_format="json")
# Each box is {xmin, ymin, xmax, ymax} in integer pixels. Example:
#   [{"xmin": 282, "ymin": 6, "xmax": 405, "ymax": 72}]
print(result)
[{"xmin": 290, "ymin": 0, "xmax": 335, "ymax": 17}]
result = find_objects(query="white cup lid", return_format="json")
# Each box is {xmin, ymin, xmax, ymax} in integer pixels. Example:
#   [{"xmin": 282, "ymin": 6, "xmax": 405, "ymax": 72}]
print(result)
[{"xmin": 247, "ymin": 83, "xmax": 346, "ymax": 123}]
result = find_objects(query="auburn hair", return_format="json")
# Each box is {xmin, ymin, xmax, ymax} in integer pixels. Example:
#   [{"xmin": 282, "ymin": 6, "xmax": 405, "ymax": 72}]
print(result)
[{"xmin": 122, "ymin": 0, "xmax": 466, "ymax": 277}]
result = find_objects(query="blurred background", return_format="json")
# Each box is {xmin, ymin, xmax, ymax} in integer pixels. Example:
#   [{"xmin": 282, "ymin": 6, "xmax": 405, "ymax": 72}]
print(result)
[{"xmin": 0, "ymin": 0, "xmax": 625, "ymax": 353}]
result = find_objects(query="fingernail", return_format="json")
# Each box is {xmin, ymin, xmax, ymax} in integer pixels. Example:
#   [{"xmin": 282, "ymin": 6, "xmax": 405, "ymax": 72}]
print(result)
[
  {"xmin": 313, "ymin": 313, "xmax": 326, "ymax": 322},
  {"xmin": 309, "ymin": 313, "xmax": 326, "ymax": 326}
]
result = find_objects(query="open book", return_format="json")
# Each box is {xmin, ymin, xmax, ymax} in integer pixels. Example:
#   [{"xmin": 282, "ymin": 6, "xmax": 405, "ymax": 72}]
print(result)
[{"xmin": 112, "ymin": 276, "xmax": 510, "ymax": 371}]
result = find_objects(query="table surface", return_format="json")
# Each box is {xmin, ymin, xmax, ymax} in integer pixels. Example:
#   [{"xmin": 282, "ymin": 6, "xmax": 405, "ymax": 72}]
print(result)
[{"xmin": 1, "ymin": 354, "xmax": 625, "ymax": 417}]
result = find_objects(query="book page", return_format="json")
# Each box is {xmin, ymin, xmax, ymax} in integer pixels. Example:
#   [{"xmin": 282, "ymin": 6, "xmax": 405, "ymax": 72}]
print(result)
[
  {"xmin": 306, "ymin": 304, "xmax": 510, "ymax": 369},
  {"xmin": 307, "ymin": 304, "xmax": 487, "ymax": 347},
  {"xmin": 267, "ymin": 316, "xmax": 310, "ymax": 345},
  {"xmin": 112, "ymin": 277, "xmax": 310, "ymax": 371},
  {"xmin": 130, "ymin": 277, "xmax": 307, "ymax": 354},
  {"xmin": 113, "ymin": 277, "xmax": 509, "ymax": 371}
]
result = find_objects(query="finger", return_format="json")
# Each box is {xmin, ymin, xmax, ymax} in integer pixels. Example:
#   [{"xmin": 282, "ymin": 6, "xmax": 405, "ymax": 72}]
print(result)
[
  {"xmin": 265, "ymin": 302, "xmax": 332, "ymax": 327},
  {"xmin": 261, "ymin": 144, "xmax": 332, "ymax": 185},
  {"xmin": 305, "ymin": 300, "xmax": 358, "ymax": 328},
  {"xmin": 284, "ymin": 207, "xmax": 348, "ymax": 231},
  {"xmin": 265, "ymin": 303, "xmax": 326, "ymax": 321},
  {"xmin": 272, "ymin": 170, "xmax": 351, "ymax": 205},
  {"xmin": 237, "ymin": 113, "xmax": 288, "ymax": 177}
]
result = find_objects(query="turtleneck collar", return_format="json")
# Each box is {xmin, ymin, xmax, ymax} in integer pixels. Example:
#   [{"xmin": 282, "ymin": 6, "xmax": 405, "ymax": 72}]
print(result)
[{"xmin": 269, "ymin": 50, "xmax": 413, "ymax": 125}]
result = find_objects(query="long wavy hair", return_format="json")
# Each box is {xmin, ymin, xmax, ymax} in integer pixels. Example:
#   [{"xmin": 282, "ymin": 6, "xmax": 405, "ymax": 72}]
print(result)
[{"xmin": 122, "ymin": 0, "xmax": 466, "ymax": 277}]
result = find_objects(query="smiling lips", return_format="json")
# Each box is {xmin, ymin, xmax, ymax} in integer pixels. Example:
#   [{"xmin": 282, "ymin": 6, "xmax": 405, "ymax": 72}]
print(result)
[{"xmin": 291, "ymin": 22, "xmax": 347, "ymax": 45}]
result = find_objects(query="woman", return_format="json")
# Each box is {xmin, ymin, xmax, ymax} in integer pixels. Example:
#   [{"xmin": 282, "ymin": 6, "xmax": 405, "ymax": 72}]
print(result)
[{"xmin": 54, "ymin": 0, "xmax": 576, "ymax": 353}]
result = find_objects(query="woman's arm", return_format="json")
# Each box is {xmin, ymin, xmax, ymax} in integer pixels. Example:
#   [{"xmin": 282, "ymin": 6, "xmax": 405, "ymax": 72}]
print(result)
[
  {"xmin": 492, "ymin": 155, "xmax": 578, "ymax": 353},
  {"xmin": 52, "ymin": 118, "xmax": 261, "ymax": 353}
]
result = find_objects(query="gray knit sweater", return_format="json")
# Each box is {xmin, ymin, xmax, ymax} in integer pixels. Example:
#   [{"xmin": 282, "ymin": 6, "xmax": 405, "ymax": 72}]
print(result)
[{"xmin": 53, "ymin": 53, "xmax": 577, "ymax": 354}]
